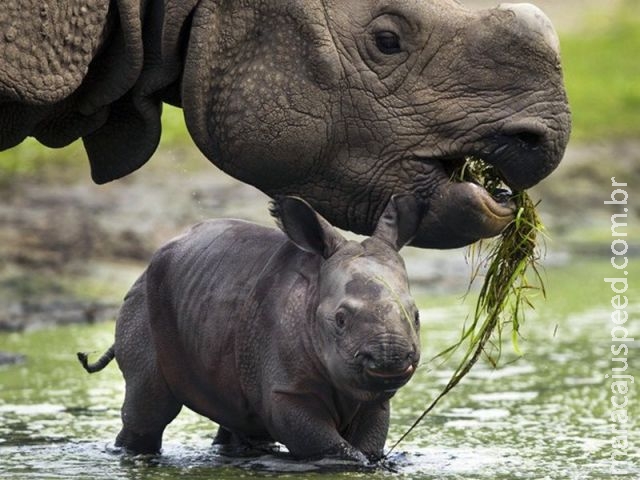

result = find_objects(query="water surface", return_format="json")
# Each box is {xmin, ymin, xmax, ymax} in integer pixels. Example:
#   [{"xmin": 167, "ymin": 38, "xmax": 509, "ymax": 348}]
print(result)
[{"xmin": 1, "ymin": 258, "xmax": 638, "ymax": 479}]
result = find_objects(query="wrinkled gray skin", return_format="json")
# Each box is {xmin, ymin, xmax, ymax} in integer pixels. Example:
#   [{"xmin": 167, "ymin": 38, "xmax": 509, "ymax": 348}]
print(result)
[
  {"xmin": 0, "ymin": 1, "xmax": 571, "ymax": 248},
  {"xmin": 86, "ymin": 195, "xmax": 423, "ymax": 461}
]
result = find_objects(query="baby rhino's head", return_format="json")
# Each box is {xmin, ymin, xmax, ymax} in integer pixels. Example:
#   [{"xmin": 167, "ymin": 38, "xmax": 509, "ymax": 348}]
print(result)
[{"xmin": 272, "ymin": 195, "xmax": 424, "ymax": 401}]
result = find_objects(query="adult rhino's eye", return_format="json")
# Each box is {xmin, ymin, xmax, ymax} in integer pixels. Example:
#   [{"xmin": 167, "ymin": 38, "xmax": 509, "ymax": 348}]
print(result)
[
  {"xmin": 335, "ymin": 311, "xmax": 347, "ymax": 329},
  {"xmin": 375, "ymin": 31, "xmax": 401, "ymax": 54}
]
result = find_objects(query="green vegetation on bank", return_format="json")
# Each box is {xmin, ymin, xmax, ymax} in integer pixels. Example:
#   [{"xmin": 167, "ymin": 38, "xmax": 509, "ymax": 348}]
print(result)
[
  {"xmin": 561, "ymin": 0, "xmax": 640, "ymax": 141},
  {"xmin": 0, "ymin": 138, "xmax": 86, "ymax": 186}
]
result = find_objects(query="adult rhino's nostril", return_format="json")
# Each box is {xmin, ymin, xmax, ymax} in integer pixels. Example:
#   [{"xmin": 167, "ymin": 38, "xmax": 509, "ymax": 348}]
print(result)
[
  {"xmin": 514, "ymin": 130, "xmax": 543, "ymax": 149},
  {"xmin": 501, "ymin": 121, "xmax": 547, "ymax": 150},
  {"xmin": 497, "ymin": 3, "xmax": 560, "ymax": 55}
]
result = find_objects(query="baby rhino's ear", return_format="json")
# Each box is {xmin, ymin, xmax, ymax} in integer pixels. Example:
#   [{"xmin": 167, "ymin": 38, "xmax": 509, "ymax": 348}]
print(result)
[
  {"xmin": 373, "ymin": 195, "xmax": 426, "ymax": 251},
  {"xmin": 270, "ymin": 197, "xmax": 346, "ymax": 259}
]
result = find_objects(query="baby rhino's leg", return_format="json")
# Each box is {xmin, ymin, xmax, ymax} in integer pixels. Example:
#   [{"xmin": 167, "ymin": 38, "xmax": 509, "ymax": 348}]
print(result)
[
  {"xmin": 213, "ymin": 426, "xmax": 278, "ymax": 456},
  {"xmin": 114, "ymin": 281, "xmax": 181, "ymax": 454},
  {"xmin": 115, "ymin": 367, "xmax": 182, "ymax": 454}
]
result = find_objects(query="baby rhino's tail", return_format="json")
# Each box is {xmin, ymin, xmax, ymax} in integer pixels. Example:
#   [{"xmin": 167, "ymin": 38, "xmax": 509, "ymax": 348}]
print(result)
[{"xmin": 77, "ymin": 345, "xmax": 115, "ymax": 374}]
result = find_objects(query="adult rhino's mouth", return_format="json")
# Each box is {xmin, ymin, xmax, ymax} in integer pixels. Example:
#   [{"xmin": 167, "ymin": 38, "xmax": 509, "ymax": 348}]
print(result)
[
  {"xmin": 440, "ymin": 154, "xmax": 517, "ymax": 214},
  {"xmin": 410, "ymin": 150, "xmax": 524, "ymax": 248}
]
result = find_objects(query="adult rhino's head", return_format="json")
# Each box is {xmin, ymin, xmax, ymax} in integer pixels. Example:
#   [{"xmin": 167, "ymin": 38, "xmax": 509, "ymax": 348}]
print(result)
[
  {"xmin": 273, "ymin": 195, "xmax": 423, "ymax": 401},
  {"xmin": 184, "ymin": 0, "xmax": 571, "ymax": 248},
  {"xmin": 0, "ymin": 0, "xmax": 570, "ymax": 249}
]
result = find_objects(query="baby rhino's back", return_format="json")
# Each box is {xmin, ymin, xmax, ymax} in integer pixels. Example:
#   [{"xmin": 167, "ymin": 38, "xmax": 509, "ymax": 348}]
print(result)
[
  {"xmin": 134, "ymin": 219, "xmax": 291, "ymax": 429},
  {"xmin": 148, "ymin": 219, "xmax": 288, "ymax": 331}
]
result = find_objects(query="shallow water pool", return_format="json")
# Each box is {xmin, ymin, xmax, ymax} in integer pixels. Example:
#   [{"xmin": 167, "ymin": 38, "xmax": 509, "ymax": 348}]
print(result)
[{"xmin": 1, "ymin": 258, "xmax": 638, "ymax": 479}]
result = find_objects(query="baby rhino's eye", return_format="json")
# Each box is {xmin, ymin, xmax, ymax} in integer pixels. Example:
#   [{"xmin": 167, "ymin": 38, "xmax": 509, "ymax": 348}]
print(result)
[{"xmin": 414, "ymin": 310, "xmax": 420, "ymax": 329}]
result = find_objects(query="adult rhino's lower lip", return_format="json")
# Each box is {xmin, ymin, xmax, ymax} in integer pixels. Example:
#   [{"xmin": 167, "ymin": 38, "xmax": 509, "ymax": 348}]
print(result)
[
  {"xmin": 409, "ymin": 154, "xmax": 518, "ymax": 248},
  {"xmin": 460, "ymin": 180, "xmax": 517, "ymax": 222}
]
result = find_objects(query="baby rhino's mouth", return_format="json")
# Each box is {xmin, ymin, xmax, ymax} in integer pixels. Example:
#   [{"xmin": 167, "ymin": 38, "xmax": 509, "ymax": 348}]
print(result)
[
  {"xmin": 364, "ymin": 362, "xmax": 417, "ymax": 392},
  {"xmin": 366, "ymin": 363, "xmax": 415, "ymax": 379}
]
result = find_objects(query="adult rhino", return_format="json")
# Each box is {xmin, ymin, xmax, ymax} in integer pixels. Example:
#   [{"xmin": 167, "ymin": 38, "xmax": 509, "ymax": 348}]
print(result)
[{"xmin": 0, "ymin": 0, "xmax": 570, "ymax": 248}]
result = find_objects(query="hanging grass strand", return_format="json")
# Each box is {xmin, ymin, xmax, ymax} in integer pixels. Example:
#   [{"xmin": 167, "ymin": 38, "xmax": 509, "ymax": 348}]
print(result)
[{"xmin": 385, "ymin": 160, "xmax": 546, "ymax": 457}]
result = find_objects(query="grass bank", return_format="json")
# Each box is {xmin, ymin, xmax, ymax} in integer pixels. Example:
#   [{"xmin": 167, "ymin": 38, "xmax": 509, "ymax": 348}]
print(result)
[{"xmin": 561, "ymin": 0, "xmax": 640, "ymax": 141}]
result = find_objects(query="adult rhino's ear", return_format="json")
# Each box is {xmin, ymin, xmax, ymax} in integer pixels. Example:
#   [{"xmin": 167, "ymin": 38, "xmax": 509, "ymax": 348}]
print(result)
[
  {"xmin": 270, "ymin": 197, "xmax": 346, "ymax": 259},
  {"xmin": 373, "ymin": 195, "xmax": 426, "ymax": 251}
]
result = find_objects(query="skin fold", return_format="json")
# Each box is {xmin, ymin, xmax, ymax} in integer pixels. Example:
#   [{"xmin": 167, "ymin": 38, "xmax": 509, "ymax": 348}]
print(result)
[
  {"xmin": 81, "ymin": 195, "xmax": 424, "ymax": 461},
  {"xmin": 0, "ymin": 1, "xmax": 571, "ymax": 248}
]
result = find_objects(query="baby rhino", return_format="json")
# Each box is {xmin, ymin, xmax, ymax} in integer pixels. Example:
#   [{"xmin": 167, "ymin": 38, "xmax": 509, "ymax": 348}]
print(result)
[{"xmin": 79, "ymin": 195, "xmax": 423, "ymax": 462}]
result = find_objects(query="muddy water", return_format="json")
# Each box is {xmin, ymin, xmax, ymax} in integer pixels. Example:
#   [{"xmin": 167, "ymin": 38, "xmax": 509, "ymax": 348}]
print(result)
[{"xmin": 1, "ymin": 258, "xmax": 638, "ymax": 479}]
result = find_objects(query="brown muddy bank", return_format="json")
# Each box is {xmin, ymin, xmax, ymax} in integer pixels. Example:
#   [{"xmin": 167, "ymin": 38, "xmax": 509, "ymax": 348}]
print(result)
[{"xmin": 1, "ymin": 139, "xmax": 638, "ymax": 336}]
